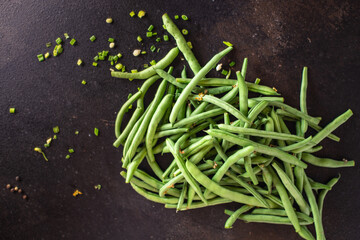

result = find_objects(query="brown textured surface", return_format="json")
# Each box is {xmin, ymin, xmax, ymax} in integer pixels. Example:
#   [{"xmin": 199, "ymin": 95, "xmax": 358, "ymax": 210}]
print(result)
[{"xmin": 0, "ymin": 0, "xmax": 359, "ymax": 239}]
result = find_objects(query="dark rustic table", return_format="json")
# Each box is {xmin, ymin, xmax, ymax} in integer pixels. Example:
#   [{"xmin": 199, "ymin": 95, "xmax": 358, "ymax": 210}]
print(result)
[{"xmin": 1, "ymin": 1, "xmax": 359, "ymax": 239}]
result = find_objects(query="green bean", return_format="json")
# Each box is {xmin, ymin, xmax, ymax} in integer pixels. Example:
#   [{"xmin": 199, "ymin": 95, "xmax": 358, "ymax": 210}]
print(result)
[
  {"xmin": 264, "ymin": 194, "xmax": 284, "ymax": 208},
  {"xmin": 146, "ymin": 94, "xmax": 173, "ymax": 162},
  {"xmin": 125, "ymin": 80, "xmax": 167, "ymax": 163},
  {"xmin": 186, "ymin": 103, "xmax": 192, "ymax": 118},
  {"xmin": 183, "ymin": 135, "xmax": 213, "ymax": 156},
  {"xmin": 223, "ymin": 211, "xmax": 312, "ymax": 226},
  {"xmin": 201, "ymin": 86, "xmax": 233, "ymax": 95},
  {"xmin": 186, "ymin": 160, "xmax": 276, "ymax": 208},
  {"xmin": 155, "ymin": 68, "xmax": 187, "ymax": 89},
  {"xmin": 204, "ymin": 146, "xmax": 255, "ymax": 197},
  {"xmin": 177, "ymin": 182, "xmax": 188, "ymax": 212},
  {"xmin": 226, "ymin": 171, "xmax": 269, "ymax": 208},
  {"xmin": 297, "ymin": 109, "xmax": 353, "ymax": 152},
  {"xmin": 268, "ymin": 101, "xmax": 320, "ymax": 126},
  {"xmin": 176, "ymin": 78, "xmax": 280, "ymax": 95},
  {"xmin": 244, "ymin": 156, "xmax": 259, "ymax": 185},
  {"xmin": 173, "ymin": 108, "xmax": 226, "ymax": 128},
  {"xmin": 251, "ymin": 209, "xmax": 313, "ymax": 223},
  {"xmin": 146, "ymin": 154, "xmax": 164, "ymax": 181},
  {"xmin": 272, "ymin": 162, "xmax": 310, "ymax": 215},
  {"xmin": 120, "ymin": 171, "xmax": 158, "ymax": 193},
  {"xmin": 268, "ymin": 166, "xmax": 301, "ymax": 232},
  {"xmin": 130, "ymin": 183, "xmax": 179, "ymax": 204},
  {"xmin": 112, "ymin": 47, "xmax": 179, "ymax": 79},
  {"xmin": 218, "ymin": 124, "xmax": 305, "ymax": 142},
  {"xmin": 302, "ymin": 153, "xmax": 355, "ymax": 168},
  {"xmin": 294, "ymin": 165, "xmax": 305, "ymax": 194},
  {"xmin": 318, "ymin": 175, "xmax": 340, "ymax": 216},
  {"xmin": 181, "ymin": 65, "xmax": 187, "ymax": 78},
  {"xmin": 300, "ymin": 67, "xmax": 309, "ymax": 135},
  {"xmin": 162, "ymin": 14, "xmax": 201, "ymax": 74},
  {"xmin": 170, "ymin": 47, "xmax": 233, "ymax": 124},
  {"xmin": 237, "ymin": 71, "xmax": 248, "ymax": 117},
  {"xmin": 114, "ymin": 90, "xmax": 142, "ymax": 141},
  {"xmin": 308, "ymin": 178, "xmax": 331, "ymax": 190},
  {"xmin": 302, "ymin": 145, "xmax": 323, "ymax": 153},
  {"xmin": 166, "ymin": 138, "xmax": 207, "ymax": 204},
  {"xmin": 280, "ymin": 136, "xmax": 313, "ymax": 152},
  {"xmin": 166, "ymin": 197, "xmax": 232, "ymax": 211},
  {"xmin": 303, "ymin": 173, "xmax": 325, "ymax": 240},
  {"xmin": 224, "ymin": 205, "xmax": 254, "ymax": 229},
  {"xmin": 198, "ymin": 95, "xmax": 250, "ymax": 124},
  {"xmin": 207, "ymin": 129, "xmax": 307, "ymax": 168},
  {"xmin": 241, "ymin": 57, "xmax": 248, "ymax": 79},
  {"xmin": 126, "ymin": 148, "xmax": 147, "ymax": 183},
  {"xmin": 154, "ymin": 128, "xmax": 189, "ymax": 139},
  {"xmin": 248, "ymin": 97, "xmax": 284, "ymax": 107}
]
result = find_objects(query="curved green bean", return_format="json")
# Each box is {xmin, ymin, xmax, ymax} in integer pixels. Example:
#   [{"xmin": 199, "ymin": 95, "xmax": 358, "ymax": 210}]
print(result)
[
  {"xmin": 224, "ymin": 205, "xmax": 253, "ymax": 229},
  {"xmin": 302, "ymin": 153, "xmax": 354, "ymax": 168},
  {"xmin": 318, "ymin": 175, "xmax": 340, "ymax": 216},
  {"xmin": 111, "ymin": 47, "xmax": 179, "ymax": 79},
  {"xmin": 130, "ymin": 183, "xmax": 179, "ymax": 204}
]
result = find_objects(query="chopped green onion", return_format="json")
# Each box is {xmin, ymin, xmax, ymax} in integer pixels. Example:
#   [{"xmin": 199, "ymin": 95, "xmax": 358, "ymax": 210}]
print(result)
[
  {"xmin": 99, "ymin": 55, "xmax": 105, "ymax": 61},
  {"xmin": 113, "ymin": 55, "xmax": 119, "ymax": 62},
  {"xmin": 68, "ymin": 148, "xmax": 75, "ymax": 153},
  {"xmin": 223, "ymin": 41, "xmax": 233, "ymax": 47},
  {"xmin": 138, "ymin": 10, "xmax": 146, "ymax": 18},
  {"xmin": 94, "ymin": 56, "xmax": 99, "ymax": 61},
  {"xmin": 108, "ymin": 38, "xmax": 115, "ymax": 43},
  {"xmin": 162, "ymin": 24, "xmax": 166, "ymax": 29},
  {"xmin": 115, "ymin": 63, "xmax": 123, "ymax": 70},
  {"xmin": 103, "ymin": 51, "xmax": 109, "ymax": 57},
  {"xmin": 53, "ymin": 135, "xmax": 57, "ymax": 139},
  {"xmin": 93, "ymin": 62, "xmax": 98, "ymax": 67},
  {"xmin": 163, "ymin": 35, "xmax": 169, "ymax": 41},
  {"xmin": 53, "ymin": 45, "xmax": 63, "ymax": 56},
  {"xmin": 37, "ymin": 54, "xmax": 44, "ymax": 62},
  {"xmin": 148, "ymin": 25, "xmax": 154, "ymax": 31},
  {"xmin": 150, "ymin": 60, "xmax": 156, "ymax": 66},
  {"xmin": 75, "ymin": 130, "xmax": 79, "ymax": 135},
  {"xmin": 146, "ymin": 32, "xmax": 153, "ymax": 38},
  {"xmin": 117, "ymin": 53, "xmax": 122, "ymax": 58},
  {"xmin": 108, "ymin": 56, "xmax": 114, "ymax": 61},
  {"xmin": 81, "ymin": 80, "xmax": 87, "ymax": 85},
  {"xmin": 121, "ymin": 65, "xmax": 126, "ymax": 72},
  {"xmin": 137, "ymin": 36, "xmax": 142, "ymax": 42},
  {"xmin": 56, "ymin": 37, "xmax": 62, "ymax": 44},
  {"xmin": 182, "ymin": 29, "xmax": 188, "ymax": 35},
  {"xmin": 152, "ymin": 32, "xmax": 157, "ymax": 36},
  {"xmin": 46, "ymin": 42, "xmax": 52, "ymax": 48},
  {"xmin": 181, "ymin": 15, "xmax": 188, "ymax": 20},
  {"xmin": 94, "ymin": 184, "xmax": 102, "ymax": 190},
  {"xmin": 94, "ymin": 128, "xmax": 99, "ymax": 136},
  {"xmin": 131, "ymin": 69, "xmax": 138, "ymax": 73},
  {"xmin": 65, "ymin": 155, "xmax": 70, "ymax": 159},
  {"xmin": 90, "ymin": 35, "xmax": 96, "ymax": 42},
  {"xmin": 174, "ymin": 15, "xmax": 179, "ymax": 19},
  {"xmin": 187, "ymin": 41, "xmax": 193, "ymax": 49},
  {"xmin": 44, "ymin": 143, "xmax": 50, "ymax": 148},
  {"xmin": 9, "ymin": 108, "xmax": 15, "ymax": 114},
  {"xmin": 106, "ymin": 18, "xmax": 113, "ymax": 23},
  {"xmin": 44, "ymin": 52, "xmax": 50, "ymax": 58},
  {"xmin": 77, "ymin": 59, "xmax": 83, "ymax": 66},
  {"xmin": 70, "ymin": 38, "xmax": 76, "ymax": 45},
  {"xmin": 255, "ymin": 78, "xmax": 261, "ymax": 85},
  {"xmin": 229, "ymin": 61, "xmax": 236, "ymax": 67},
  {"xmin": 150, "ymin": 45, "xmax": 156, "ymax": 52},
  {"xmin": 129, "ymin": 11, "xmax": 135, "ymax": 17},
  {"xmin": 64, "ymin": 33, "xmax": 69, "ymax": 39},
  {"xmin": 109, "ymin": 42, "xmax": 115, "ymax": 48},
  {"xmin": 226, "ymin": 69, "xmax": 231, "ymax": 79},
  {"xmin": 221, "ymin": 69, "xmax": 229, "ymax": 76},
  {"xmin": 156, "ymin": 37, "xmax": 161, "ymax": 42},
  {"xmin": 53, "ymin": 126, "xmax": 60, "ymax": 133},
  {"xmin": 141, "ymin": 51, "xmax": 147, "ymax": 55}
]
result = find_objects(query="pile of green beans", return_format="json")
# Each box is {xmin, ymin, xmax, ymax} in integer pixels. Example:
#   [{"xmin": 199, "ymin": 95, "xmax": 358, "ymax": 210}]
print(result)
[{"xmin": 112, "ymin": 13, "xmax": 354, "ymax": 240}]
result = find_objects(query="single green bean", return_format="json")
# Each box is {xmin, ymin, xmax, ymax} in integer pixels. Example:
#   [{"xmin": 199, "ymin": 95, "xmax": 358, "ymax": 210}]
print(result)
[
  {"xmin": 244, "ymin": 100, "xmax": 269, "ymax": 128},
  {"xmin": 173, "ymin": 108, "xmax": 226, "ymax": 128},
  {"xmin": 300, "ymin": 67, "xmax": 309, "ymax": 135},
  {"xmin": 169, "ymin": 47, "xmax": 233, "ymax": 124},
  {"xmin": 318, "ymin": 175, "xmax": 340, "ymax": 216},
  {"xmin": 162, "ymin": 13, "xmax": 201, "ymax": 74},
  {"xmin": 224, "ymin": 205, "xmax": 254, "ymax": 229},
  {"xmin": 244, "ymin": 156, "xmax": 259, "ymax": 185},
  {"xmin": 126, "ymin": 148, "xmax": 147, "ymax": 183},
  {"xmin": 177, "ymin": 182, "xmax": 188, "ymax": 212},
  {"xmin": 130, "ymin": 183, "xmax": 179, "ymax": 204},
  {"xmin": 237, "ymin": 71, "xmax": 248, "ymax": 117},
  {"xmin": 111, "ymin": 47, "xmax": 179, "ymax": 79},
  {"xmin": 166, "ymin": 197, "xmax": 232, "ymax": 211},
  {"xmin": 302, "ymin": 153, "xmax": 355, "ymax": 168},
  {"xmin": 120, "ymin": 171, "xmax": 158, "ymax": 193},
  {"xmin": 294, "ymin": 165, "xmax": 304, "ymax": 194}
]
